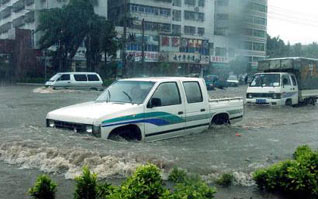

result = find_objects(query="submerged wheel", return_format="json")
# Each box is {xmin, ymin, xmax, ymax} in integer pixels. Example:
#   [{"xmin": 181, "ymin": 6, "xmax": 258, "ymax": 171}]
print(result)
[
  {"xmin": 211, "ymin": 114, "xmax": 230, "ymax": 125},
  {"xmin": 285, "ymin": 99, "xmax": 292, "ymax": 106},
  {"xmin": 108, "ymin": 125, "xmax": 142, "ymax": 141}
]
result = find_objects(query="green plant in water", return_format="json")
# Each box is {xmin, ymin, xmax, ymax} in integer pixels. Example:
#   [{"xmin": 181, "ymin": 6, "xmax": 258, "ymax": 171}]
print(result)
[{"xmin": 28, "ymin": 175, "xmax": 57, "ymax": 199}]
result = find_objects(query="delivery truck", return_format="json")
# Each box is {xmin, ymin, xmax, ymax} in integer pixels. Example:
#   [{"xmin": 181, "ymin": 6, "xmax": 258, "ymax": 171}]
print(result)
[{"xmin": 246, "ymin": 57, "xmax": 318, "ymax": 106}]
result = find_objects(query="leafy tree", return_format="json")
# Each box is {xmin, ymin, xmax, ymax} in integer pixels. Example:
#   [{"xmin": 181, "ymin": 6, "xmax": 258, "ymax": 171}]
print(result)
[
  {"xmin": 85, "ymin": 15, "xmax": 118, "ymax": 72},
  {"xmin": 38, "ymin": 0, "xmax": 118, "ymax": 72}
]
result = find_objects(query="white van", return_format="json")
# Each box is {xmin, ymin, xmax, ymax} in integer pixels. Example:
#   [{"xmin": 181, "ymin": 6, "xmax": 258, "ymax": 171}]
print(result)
[{"xmin": 45, "ymin": 72, "xmax": 103, "ymax": 90}]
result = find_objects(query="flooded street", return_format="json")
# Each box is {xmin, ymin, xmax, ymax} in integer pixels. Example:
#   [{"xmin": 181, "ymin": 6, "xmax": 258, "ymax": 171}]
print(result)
[{"xmin": 1, "ymin": 85, "xmax": 318, "ymax": 198}]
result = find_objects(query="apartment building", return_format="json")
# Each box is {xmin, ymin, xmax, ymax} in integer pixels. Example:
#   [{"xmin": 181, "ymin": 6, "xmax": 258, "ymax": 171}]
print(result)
[
  {"xmin": 108, "ymin": 0, "xmax": 214, "ymax": 75},
  {"xmin": 0, "ymin": 0, "xmax": 107, "ymax": 48},
  {"xmin": 212, "ymin": 0, "xmax": 267, "ymax": 71}
]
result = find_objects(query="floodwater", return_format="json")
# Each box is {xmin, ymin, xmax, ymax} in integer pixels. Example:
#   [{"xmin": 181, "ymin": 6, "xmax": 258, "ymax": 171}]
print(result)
[{"xmin": 1, "ymin": 85, "xmax": 318, "ymax": 198}]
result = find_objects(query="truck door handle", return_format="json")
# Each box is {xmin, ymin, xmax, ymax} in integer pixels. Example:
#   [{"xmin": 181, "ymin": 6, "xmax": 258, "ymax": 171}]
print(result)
[
  {"xmin": 178, "ymin": 111, "xmax": 184, "ymax": 115},
  {"xmin": 200, "ymin": 109, "xmax": 206, "ymax": 112},
  {"xmin": 67, "ymin": 82, "xmax": 71, "ymax": 83}
]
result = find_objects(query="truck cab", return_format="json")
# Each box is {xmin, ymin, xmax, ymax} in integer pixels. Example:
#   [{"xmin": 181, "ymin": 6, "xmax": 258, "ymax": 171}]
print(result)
[{"xmin": 246, "ymin": 72, "xmax": 299, "ymax": 106}]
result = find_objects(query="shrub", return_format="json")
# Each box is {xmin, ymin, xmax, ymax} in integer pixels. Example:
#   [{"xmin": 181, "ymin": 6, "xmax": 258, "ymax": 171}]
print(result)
[
  {"xmin": 215, "ymin": 173, "xmax": 234, "ymax": 187},
  {"xmin": 74, "ymin": 166, "xmax": 98, "ymax": 199},
  {"xmin": 253, "ymin": 145, "xmax": 318, "ymax": 198},
  {"xmin": 168, "ymin": 167, "xmax": 187, "ymax": 183},
  {"xmin": 96, "ymin": 182, "xmax": 115, "ymax": 199},
  {"xmin": 169, "ymin": 175, "xmax": 216, "ymax": 199},
  {"xmin": 116, "ymin": 163, "xmax": 165, "ymax": 199},
  {"xmin": 28, "ymin": 175, "xmax": 57, "ymax": 199}
]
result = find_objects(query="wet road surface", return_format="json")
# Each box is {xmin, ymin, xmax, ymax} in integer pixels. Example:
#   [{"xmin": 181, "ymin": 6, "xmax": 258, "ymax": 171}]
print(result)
[{"xmin": 1, "ymin": 85, "xmax": 318, "ymax": 198}]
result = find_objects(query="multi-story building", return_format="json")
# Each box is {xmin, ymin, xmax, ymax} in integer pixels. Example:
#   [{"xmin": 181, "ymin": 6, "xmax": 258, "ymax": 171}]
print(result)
[
  {"xmin": 212, "ymin": 0, "xmax": 267, "ymax": 72},
  {"xmin": 108, "ymin": 0, "xmax": 214, "ymax": 76},
  {"xmin": 0, "ymin": 0, "xmax": 107, "ymax": 48},
  {"xmin": 109, "ymin": 0, "xmax": 267, "ymax": 76}
]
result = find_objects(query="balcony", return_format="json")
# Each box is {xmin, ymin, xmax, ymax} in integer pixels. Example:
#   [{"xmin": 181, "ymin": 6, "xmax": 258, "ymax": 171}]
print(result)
[
  {"xmin": 13, "ymin": 16, "xmax": 25, "ymax": 28},
  {"xmin": 12, "ymin": 0, "xmax": 25, "ymax": 13}
]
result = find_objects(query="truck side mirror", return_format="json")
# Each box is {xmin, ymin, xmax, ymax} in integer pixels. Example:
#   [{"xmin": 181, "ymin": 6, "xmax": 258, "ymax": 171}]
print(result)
[{"xmin": 147, "ymin": 98, "xmax": 162, "ymax": 108}]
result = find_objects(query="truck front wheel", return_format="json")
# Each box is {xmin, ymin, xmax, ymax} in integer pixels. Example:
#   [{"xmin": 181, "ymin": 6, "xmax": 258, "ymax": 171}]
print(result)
[
  {"xmin": 285, "ymin": 99, "xmax": 292, "ymax": 106},
  {"xmin": 108, "ymin": 125, "xmax": 142, "ymax": 141}
]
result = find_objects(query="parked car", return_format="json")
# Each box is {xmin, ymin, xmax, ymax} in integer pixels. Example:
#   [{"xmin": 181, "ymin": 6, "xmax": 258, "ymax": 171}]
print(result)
[
  {"xmin": 46, "ymin": 77, "xmax": 244, "ymax": 141},
  {"xmin": 226, "ymin": 75, "xmax": 239, "ymax": 87},
  {"xmin": 45, "ymin": 72, "xmax": 103, "ymax": 90},
  {"xmin": 204, "ymin": 75, "xmax": 218, "ymax": 90}
]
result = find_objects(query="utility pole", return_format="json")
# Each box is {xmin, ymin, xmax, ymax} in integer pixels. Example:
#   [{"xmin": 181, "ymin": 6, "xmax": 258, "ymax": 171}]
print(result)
[
  {"xmin": 141, "ymin": 18, "xmax": 145, "ymax": 75},
  {"xmin": 122, "ymin": 0, "xmax": 128, "ymax": 77}
]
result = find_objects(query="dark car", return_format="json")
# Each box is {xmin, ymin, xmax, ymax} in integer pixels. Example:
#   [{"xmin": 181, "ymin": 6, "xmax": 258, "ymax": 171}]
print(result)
[{"xmin": 204, "ymin": 75, "xmax": 218, "ymax": 90}]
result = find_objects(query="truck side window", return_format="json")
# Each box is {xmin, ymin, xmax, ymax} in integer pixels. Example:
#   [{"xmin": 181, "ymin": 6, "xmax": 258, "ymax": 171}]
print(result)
[
  {"xmin": 291, "ymin": 75, "xmax": 297, "ymax": 86},
  {"xmin": 151, "ymin": 82, "xmax": 181, "ymax": 107},
  {"xmin": 183, "ymin": 81, "xmax": 203, "ymax": 103},
  {"xmin": 282, "ymin": 75, "xmax": 291, "ymax": 86}
]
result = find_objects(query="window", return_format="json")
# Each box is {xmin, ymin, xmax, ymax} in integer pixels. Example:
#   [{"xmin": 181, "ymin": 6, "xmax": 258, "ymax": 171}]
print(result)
[
  {"xmin": 88, "ymin": 74, "xmax": 100, "ymax": 81},
  {"xmin": 151, "ymin": 82, "xmax": 181, "ymax": 107},
  {"xmin": 254, "ymin": 16, "xmax": 266, "ymax": 25},
  {"xmin": 185, "ymin": 0, "xmax": 195, "ymax": 6},
  {"xmin": 74, "ymin": 74, "xmax": 87, "ymax": 81},
  {"xmin": 172, "ymin": 0, "xmax": 181, "ymax": 7},
  {"xmin": 198, "ymin": 27, "xmax": 205, "ymax": 35},
  {"xmin": 214, "ymin": 27, "xmax": 227, "ymax": 35},
  {"xmin": 215, "ymin": 47, "xmax": 227, "ymax": 56},
  {"xmin": 172, "ymin": 24, "xmax": 181, "ymax": 34},
  {"xmin": 183, "ymin": 82, "xmax": 203, "ymax": 103},
  {"xmin": 282, "ymin": 75, "xmax": 291, "ymax": 86},
  {"xmin": 216, "ymin": 0, "xmax": 229, "ymax": 6},
  {"xmin": 58, "ymin": 74, "xmax": 70, "ymax": 81},
  {"xmin": 291, "ymin": 75, "xmax": 297, "ymax": 86},
  {"xmin": 184, "ymin": 11, "xmax": 195, "ymax": 20},
  {"xmin": 184, "ymin": 26, "xmax": 196, "ymax": 35},
  {"xmin": 253, "ymin": 42, "xmax": 265, "ymax": 51},
  {"xmin": 243, "ymin": 41, "xmax": 253, "ymax": 50},
  {"xmin": 216, "ymin": 14, "xmax": 229, "ymax": 20},
  {"xmin": 198, "ymin": 0, "xmax": 205, "ymax": 7},
  {"xmin": 172, "ymin": 10, "xmax": 181, "ymax": 21},
  {"xmin": 253, "ymin": 29, "xmax": 265, "ymax": 38}
]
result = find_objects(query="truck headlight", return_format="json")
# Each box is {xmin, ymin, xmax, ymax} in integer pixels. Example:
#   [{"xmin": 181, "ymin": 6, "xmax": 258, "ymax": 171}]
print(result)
[
  {"xmin": 47, "ymin": 120, "xmax": 55, "ymax": 128},
  {"xmin": 86, "ymin": 125, "xmax": 93, "ymax": 133},
  {"xmin": 246, "ymin": 93, "xmax": 253, "ymax": 99}
]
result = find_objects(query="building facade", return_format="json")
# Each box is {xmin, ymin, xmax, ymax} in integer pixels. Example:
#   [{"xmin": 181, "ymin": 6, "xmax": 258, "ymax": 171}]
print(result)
[
  {"xmin": 108, "ymin": 0, "xmax": 214, "ymax": 76},
  {"xmin": 109, "ymin": 0, "xmax": 267, "ymax": 76},
  {"xmin": 210, "ymin": 0, "xmax": 267, "ymax": 72},
  {"xmin": 0, "ymin": 0, "xmax": 107, "ymax": 48}
]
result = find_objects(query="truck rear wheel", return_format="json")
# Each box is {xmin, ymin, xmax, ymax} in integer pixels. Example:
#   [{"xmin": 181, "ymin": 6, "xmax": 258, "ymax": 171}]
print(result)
[{"xmin": 211, "ymin": 113, "xmax": 230, "ymax": 125}]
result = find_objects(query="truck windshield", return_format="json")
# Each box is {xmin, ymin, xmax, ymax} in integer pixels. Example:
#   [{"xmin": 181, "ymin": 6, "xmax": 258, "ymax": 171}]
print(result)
[
  {"xmin": 250, "ymin": 74, "xmax": 280, "ymax": 87},
  {"xmin": 96, "ymin": 81, "xmax": 155, "ymax": 104}
]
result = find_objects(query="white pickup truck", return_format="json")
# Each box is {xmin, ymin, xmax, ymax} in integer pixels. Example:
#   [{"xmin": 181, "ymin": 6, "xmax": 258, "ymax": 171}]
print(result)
[{"xmin": 46, "ymin": 77, "xmax": 244, "ymax": 141}]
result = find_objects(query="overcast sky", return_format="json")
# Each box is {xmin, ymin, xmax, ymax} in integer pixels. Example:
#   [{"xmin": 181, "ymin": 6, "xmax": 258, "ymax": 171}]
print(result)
[{"xmin": 267, "ymin": 0, "xmax": 318, "ymax": 44}]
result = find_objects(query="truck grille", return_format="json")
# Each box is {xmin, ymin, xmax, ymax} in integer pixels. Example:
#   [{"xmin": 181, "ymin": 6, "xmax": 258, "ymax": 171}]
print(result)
[
  {"xmin": 248, "ymin": 93, "xmax": 273, "ymax": 98},
  {"xmin": 53, "ymin": 120, "xmax": 86, "ymax": 132}
]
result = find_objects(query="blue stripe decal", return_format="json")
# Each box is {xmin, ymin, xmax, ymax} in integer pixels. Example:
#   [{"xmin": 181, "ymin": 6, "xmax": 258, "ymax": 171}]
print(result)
[{"xmin": 102, "ymin": 118, "xmax": 171, "ymax": 127}]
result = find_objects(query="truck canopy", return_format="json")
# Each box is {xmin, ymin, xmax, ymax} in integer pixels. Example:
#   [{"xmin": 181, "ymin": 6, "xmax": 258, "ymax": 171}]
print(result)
[{"xmin": 258, "ymin": 57, "xmax": 318, "ymax": 90}]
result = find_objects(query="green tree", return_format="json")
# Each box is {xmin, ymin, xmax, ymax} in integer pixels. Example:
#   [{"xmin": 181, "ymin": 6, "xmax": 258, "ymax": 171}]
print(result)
[
  {"xmin": 85, "ymin": 15, "xmax": 118, "ymax": 72},
  {"xmin": 38, "ymin": 0, "xmax": 117, "ymax": 72}
]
